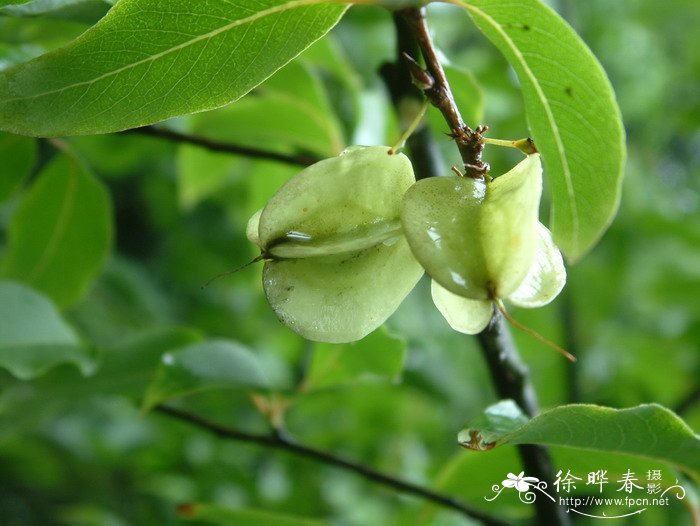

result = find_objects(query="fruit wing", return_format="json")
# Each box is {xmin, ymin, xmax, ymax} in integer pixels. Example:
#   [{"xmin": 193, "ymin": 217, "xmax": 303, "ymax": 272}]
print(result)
[
  {"xmin": 431, "ymin": 280, "xmax": 493, "ymax": 335},
  {"xmin": 258, "ymin": 146, "xmax": 415, "ymax": 250},
  {"xmin": 507, "ymin": 222, "xmax": 566, "ymax": 308},
  {"xmin": 263, "ymin": 238, "xmax": 423, "ymax": 343},
  {"xmin": 482, "ymin": 153, "xmax": 543, "ymax": 298}
]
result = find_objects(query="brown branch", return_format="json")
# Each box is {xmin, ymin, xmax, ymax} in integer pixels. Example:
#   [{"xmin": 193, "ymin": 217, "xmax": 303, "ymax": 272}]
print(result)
[
  {"xmin": 155, "ymin": 405, "xmax": 510, "ymax": 526},
  {"xmin": 399, "ymin": 8, "xmax": 489, "ymax": 179},
  {"xmin": 123, "ymin": 126, "xmax": 319, "ymax": 167},
  {"xmin": 396, "ymin": 8, "xmax": 571, "ymax": 526}
]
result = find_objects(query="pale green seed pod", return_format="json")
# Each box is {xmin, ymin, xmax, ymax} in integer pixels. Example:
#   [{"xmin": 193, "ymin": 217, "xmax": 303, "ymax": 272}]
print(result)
[
  {"xmin": 402, "ymin": 153, "xmax": 543, "ymax": 300},
  {"xmin": 247, "ymin": 146, "xmax": 424, "ymax": 343},
  {"xmin": 401, "ymin": 153, "xmax": 566, "ymax": 335}
]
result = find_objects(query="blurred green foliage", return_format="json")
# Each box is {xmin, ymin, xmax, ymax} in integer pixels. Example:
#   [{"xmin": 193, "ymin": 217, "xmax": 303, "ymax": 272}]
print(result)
[{"xmin": 0, "ymin": 1, "xmax": 698, "ymax": 525}]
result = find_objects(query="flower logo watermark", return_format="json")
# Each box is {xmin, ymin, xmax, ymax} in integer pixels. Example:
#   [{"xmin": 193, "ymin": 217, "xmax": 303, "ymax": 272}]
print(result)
[
  {"xmin": 486, "ymin": 471, "xmax": 555, "ymax": 504},
  {"xmin": 501, "ymin": 472, "xmax": 539, "ymax": 493}
]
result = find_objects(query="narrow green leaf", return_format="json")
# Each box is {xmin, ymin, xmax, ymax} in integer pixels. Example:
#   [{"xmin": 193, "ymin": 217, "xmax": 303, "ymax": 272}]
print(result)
[
  {"xmin": 0, "ymin": 131, "xmax": 36, "ymax": 201},
  {"xmin": 458, "ymin": 401, "xmax": 700, "ymax": 478},
  {"xmin": 0, "ymin": 0, "xmax": 349, "ymax": 136},
  {"xmin": 142, "ymin": 339, "xmax": 268, "ymax": 412},
  {"xmin": 302, "ymin": 327, "xmax": 406, "ymax": 392},
  {"xmin": 0, "ymin": 280, "xmax": 95, "ymax": 379},
  {"xmin": 1, "ymin": 147, "xmax": 112, "ymax": 308},
  {"xmin": 178, "ymin": 503, "xmax": 328, "ymax": 526},
  {"xmin": 455, "ymin": 0, "xmax": 626, "ymax": 261}
]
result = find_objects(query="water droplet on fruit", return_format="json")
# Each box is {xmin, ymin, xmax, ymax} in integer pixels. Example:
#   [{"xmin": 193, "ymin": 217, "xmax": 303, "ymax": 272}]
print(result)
[{"xmin": 285, "ymin": 231, "xmax": 311, "ymax": 241}]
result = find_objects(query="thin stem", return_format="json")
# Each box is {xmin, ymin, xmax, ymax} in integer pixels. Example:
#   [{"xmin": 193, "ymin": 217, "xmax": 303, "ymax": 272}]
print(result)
[
  {"xmin": 201, "ymin": 255, "xmax": 264, "ymax": 289},
  {"xmin": 496, "ymin": 300, "xmax": 576, "ymax": 362},
  {"xmin": 124, "ymin": 126, "xmax": 319, "ymax": 167},
  {"xmin": 155, "ymin": 405, "xmax": 510, "ymax": 526},
  {"xmin": 389, "ymin": 98, "xmax": 429, "ymax": 154},
  {"xmin": 398, "ymin": 7, "xmax": 571, "ymax": 526},
  {"xmin": 560, "ymin": 285, "xmax": 582, "ymax": 403}
]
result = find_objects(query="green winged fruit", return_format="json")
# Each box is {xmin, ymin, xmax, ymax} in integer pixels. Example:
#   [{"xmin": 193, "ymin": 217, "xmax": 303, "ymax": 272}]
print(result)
[
  {"xmin": 247, "ymin": 146, "xmax": 424, "ymax": 343},
  {"xmin": 401, "ymin": 153, "xmax": 566, "ymax": 334}
]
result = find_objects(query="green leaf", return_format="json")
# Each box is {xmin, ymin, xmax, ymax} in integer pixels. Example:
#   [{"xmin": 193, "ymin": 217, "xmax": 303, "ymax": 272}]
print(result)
[
  {"xmin": 298, "ymin": 35, "xmax": 362, "ymax": 133},
  {"xmin": 456, "ymin": 0, "xmax": 626, "ymax": 261},
  {"xmin": 0, "ymin": 131, "xmax": 36, "ymax": 202},
  {"xmin": 177, "ymin": 145, "xmax": 248, "ymax": 210},
  {"xmin": 0, "ymin": 0, "xmax": 349, "ymax": 136},
  {"xmin": 404, "ymin": 445, "xmax": 687, "ymax": 525},
  {"xmin": 0, "ymin": 1, "xmax": 32, "ymax": 6},
  {"xmin": 175, "ymin": 55, "xmax": 344, "ymax": 210},
  {"xmin": 0, "ymin": 280, "xmax": 95, "ymax": 379},
  {"xmin": 83, "ymin": 329, "xmax": 202, "ymax": 398},
  {"xmin": 185, "ymin": 60, "xmax": 345, "ymax": 159},
  {"xmin": 142, "ymin": 339, "xmax": 269, "ymax": 412},
  {"xmin": 256, "ymin": 59, "xmax": 346, "ymax": 154},
  {"xmin": 458, "ymin": 401, "xmax": 700, "ymax": 478},
  {"xmin": 1, "ymin": 147, "xmax": 112, "ymax": 308},
  {"xmin": 246, "ymin": 159, "xmax": 300, "ymax": 217},
  {"xmin": 178, "ymin": 503, "xmax": 329, "ymax": 526},
  {"xmin": 12, "ymin": 329, "xmax": 203, "ymax": 410},
  {"xmin": 301, "ymin": 327, "xmax": 406, "ymax": 392}
]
